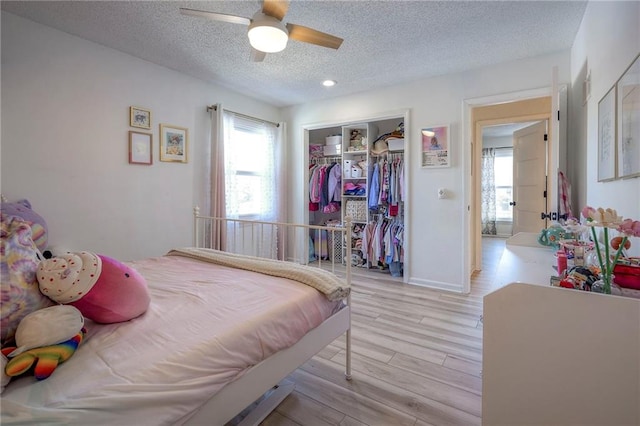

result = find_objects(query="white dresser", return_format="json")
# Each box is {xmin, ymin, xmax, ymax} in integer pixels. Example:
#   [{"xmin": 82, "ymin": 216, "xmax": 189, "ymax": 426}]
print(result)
[{"xmin": 483, "ymin": 233, "xmax": 640, "ymax": 425}]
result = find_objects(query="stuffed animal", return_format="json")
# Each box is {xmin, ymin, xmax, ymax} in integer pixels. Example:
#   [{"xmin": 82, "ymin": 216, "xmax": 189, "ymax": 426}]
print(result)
[
  {"xmin": 4, "ymin": 330, "xmax": 85, "ymax": 380},
  {"xmin": 2, "ymin": 305, "xmax": 85, "ymax": 382},
  {"xmin": 1, "ymin": 214, "xmax": 55, "ymax": 347},
  {"xmin": 37, "ymin": 251, "xmax": 150, "ymax": 323},
  {"xmin": 1, "ymin": 353, "xmax": 10, "ymax": 393},
  {"xmin": 0, "ymin": 199, "xmax": 48, "ymax": 252}
]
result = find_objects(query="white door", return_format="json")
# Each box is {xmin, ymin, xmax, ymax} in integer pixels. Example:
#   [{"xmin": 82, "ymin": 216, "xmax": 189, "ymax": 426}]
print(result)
[{"xmin": 512, "ymin": 121, "xmax": 547, "ymax": 234}]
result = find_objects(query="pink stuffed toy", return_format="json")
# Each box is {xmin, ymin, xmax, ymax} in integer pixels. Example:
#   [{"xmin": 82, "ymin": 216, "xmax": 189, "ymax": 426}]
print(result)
[{"xmin": 37, "ymin": 252, "xmax": 150, "ymax": 323}]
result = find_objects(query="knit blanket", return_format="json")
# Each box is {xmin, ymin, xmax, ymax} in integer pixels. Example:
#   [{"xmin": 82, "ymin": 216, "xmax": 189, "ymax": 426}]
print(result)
[{"xmin": 167, "ymin": 248, "xmax": 350, "ymax": 301}]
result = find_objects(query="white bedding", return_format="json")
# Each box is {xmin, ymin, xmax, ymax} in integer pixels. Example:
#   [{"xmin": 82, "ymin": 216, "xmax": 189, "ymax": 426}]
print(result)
[
  {"xmin": 1, "ymin": 254, "xmax": 343, "ymax": 425},
  {"xmin": 168, "ymin": 247, "xmax": 350, "ymax": 301}
]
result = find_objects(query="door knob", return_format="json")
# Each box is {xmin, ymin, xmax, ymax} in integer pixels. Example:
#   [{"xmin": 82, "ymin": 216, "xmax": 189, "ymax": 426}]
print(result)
[{"xmin": 509, "ymin": 201, "xmax": 516, "ymax": 206}]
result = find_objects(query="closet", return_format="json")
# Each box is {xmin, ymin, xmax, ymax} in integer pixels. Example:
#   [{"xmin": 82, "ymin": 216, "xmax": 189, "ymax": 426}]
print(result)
[{"xmin": 307, "ymin": 118, "xmax": 406, "ymax": 277}]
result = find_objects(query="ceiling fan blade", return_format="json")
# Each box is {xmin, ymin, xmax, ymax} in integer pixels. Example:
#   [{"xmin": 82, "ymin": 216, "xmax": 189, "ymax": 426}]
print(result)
[
  {"xmin": 250, "ymin": 48, "xmax": 267, "ymax": 62},
  {"xmin": 262, "ymin": 0, "xmax": 289, "ymax": 21},
  {"xmin": 286, "ymin": 23, "xmax": 343, "ymax": 50},
  {"xmin": 179, "ymin": 8, "xmax": 251, "ymax": 26}
]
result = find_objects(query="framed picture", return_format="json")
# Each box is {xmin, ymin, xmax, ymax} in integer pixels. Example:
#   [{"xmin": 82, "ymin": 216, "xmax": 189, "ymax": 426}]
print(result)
[
  {"xmin": 582, "ymin": 70, "xmax": 591, "ymax": 106},
  {"xmin": 421, "ymin": 125, "xmax": 450, "ymax": 168},
  {"xmin": 159, "ymin": 124, "xmax": 188, "ymax": 163},
  {"xmin": 597, "ymin": 86, "xmax": 616, "ymax": 182},
  {"xmin": 616, "ymin": 53, "xmax": 640, "ymax": 179},
  {"xmin": 130, "ymin": 106, "xmax": 151, "ymax": 129},
  {"xmin": 129, "ymin": 131, "xmax": 152, "ymax": 165}
]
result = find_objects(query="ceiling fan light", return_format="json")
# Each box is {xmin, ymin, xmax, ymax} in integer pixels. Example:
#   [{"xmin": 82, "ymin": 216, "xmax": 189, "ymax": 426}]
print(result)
[{"xmin": 248, "ymin": 15, "xmax": 288, "ymax": 53}]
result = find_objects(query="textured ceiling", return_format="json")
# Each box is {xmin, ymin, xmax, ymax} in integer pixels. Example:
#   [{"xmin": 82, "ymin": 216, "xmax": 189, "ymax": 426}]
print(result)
[{"xmin": 1, "ymin": 1, "xmax": 588, "ymax": 107}]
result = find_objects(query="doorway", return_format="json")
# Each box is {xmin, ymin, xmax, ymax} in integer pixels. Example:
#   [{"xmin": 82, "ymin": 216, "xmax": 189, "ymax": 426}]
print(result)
[
  {"xmin": 469, "ymin": 96, "xmax": 554, "ymax": 283},
  {"xmin": 480, "ymin": 121, "xmax": 546, "ymax": 238}
]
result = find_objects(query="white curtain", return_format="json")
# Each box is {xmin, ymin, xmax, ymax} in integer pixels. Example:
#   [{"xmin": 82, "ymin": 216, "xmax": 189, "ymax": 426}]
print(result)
[
  {"xmin": 222, "ymin": 112, "xmax": 283, "ymax": 222},
  {"xmin": 481, "ymin": 148, "xmax": 497, "ymax": 235},
  {"xmin": 207, "ymin": 104, "xmax": 227, "ymax": 250},
  {"xmin": 220, "ymin": 111, "xmax": 285, "ymax": 258}
]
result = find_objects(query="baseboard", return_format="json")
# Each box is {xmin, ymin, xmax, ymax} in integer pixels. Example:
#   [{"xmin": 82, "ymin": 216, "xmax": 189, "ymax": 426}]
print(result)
[{"xmin": 407, "ymin": 277, "xmax": 464, "ymax": 293}]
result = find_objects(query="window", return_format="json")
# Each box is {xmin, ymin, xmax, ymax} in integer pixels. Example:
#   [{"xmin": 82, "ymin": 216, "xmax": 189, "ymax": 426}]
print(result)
[
  {"xmin": 494, "ymin": 149, "xmax": 513, "ymax": 221},
  {"xmin": 223, "ymin": 113, "xmax": 279, "ymax": 221}
]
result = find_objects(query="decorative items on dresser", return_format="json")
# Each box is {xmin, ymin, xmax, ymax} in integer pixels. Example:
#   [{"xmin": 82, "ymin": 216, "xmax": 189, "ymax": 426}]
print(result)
[{"xmin": 550, "ymin": 206, "xmax": 640, "ymax": 297}]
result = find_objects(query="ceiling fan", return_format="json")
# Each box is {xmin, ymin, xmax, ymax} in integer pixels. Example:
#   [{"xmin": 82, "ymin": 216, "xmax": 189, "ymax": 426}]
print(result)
[{"xmin": 180, "ymin": 0, "xmax": 343, "ymax": 62}]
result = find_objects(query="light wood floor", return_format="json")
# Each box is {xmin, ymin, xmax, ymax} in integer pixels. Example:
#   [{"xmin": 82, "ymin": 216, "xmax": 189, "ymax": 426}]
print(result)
[{"xmin": 260, "ymin": 238, "xmax": 506, "ymax": 426}]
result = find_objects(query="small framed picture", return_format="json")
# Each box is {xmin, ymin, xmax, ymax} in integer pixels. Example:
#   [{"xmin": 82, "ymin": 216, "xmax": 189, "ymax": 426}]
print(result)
[
  {"xmin": 421, "ymin": 125, "xmax": 450, "ymax": 168},
  {"xmin": 616, "ymin": 53, "xmax": 640, "ymax": 179},
  {"xmin": 130, "ymin": 106, "xmax": 151, "ymax": 129},
  {"xmin": 159, "ymin": 124, "xmax": 188, "ymax": 163},
  {"xmin": 597, "ymin": 85, "xmax": 616, "ymax": 182},
  {"xmin": 129, "ymin": 131, "xmax": 152, "ymax": 165}
]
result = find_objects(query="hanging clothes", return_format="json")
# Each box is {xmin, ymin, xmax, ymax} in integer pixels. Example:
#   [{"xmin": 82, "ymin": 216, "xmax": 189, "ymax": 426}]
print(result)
[
  {"xmin": 308, "ymin": 159, "xmax": 342, "ymax": 213},
  {"xmin": 328, "ymin": 163, "xmax": 342, "ymax": 203},
  {"xmin": 309, "ymin": 164, "xmax": 321, "ymax": 211},
  {"xmin": 367, "ymin": 154, "xmax": 404, "ymax": 219},
  {"xmin": 558, "ymin": 171, "xmax": 572, "ymax": 219}
]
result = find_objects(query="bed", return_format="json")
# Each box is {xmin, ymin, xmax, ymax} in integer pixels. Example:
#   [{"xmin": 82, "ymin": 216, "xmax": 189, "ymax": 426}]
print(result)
[{"xmin": 1, "ymin": 208, "xmax": 353, "ymax": 425}]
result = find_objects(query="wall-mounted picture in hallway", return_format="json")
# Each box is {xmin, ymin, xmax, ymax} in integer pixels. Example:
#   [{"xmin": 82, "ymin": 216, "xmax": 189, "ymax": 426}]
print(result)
[
  {"xmin": 616, "ymin": 53, "xmax": 640, "ymax": 179},
  {"xmin": 597, "ymin": 85, "xmax": 616, "ymax": 182},
  {"xmin": 421, "ymin": 125, "xmax": 450, "ymax": 168}
]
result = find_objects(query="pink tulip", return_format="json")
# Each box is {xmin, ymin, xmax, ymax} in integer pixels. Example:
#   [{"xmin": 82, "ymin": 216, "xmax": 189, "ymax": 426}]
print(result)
[
  {"xmin": 619, "ymin": 219, "xmax": 640, "ymax": 237},
  {"xmin": 582, "ymin": 206, "xmax": 622, "ymax": 226},
  {"xmin": 582, "ymin": 206, "xmax": 595, "ymax": 220}
]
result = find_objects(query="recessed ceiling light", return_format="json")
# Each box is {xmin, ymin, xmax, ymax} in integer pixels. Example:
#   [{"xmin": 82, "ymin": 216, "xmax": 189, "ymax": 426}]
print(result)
[{"xmin": 322, "ymin": 80, "xmax": 337, "ymax": 87}]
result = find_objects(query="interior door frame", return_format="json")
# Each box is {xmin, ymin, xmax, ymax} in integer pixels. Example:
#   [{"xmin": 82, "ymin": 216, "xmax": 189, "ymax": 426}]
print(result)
[{"xmin": 462, "ymin": 87, "xmax": 559, "ymax": 293}]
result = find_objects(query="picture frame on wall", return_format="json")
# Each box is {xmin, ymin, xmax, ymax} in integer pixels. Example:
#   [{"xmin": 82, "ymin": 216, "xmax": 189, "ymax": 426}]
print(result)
[
  {"xmin": 128, "ymin": 131, "xmax": 152, "ymax": 165},
  {"xmin": 597, "ymin": 86, "xmax": 616, "ymax": 182},
  {"xmin": 159, "ymin": 124, "xmax": 188, "ymax": 163},
  {"xmin": 421, "ymin": 125, "xmax": 450, "ymax": 168},
  {"xmin": 130, "ymin": 106, "xmax": 151, "ymax": 129},
  {"xmin": 616, "ymin": 53, "xmax": 640, "ymax": 179}
]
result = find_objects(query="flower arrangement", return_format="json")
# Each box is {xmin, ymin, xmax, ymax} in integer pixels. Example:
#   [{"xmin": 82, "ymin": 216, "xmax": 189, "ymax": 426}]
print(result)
[{"xmin": 581, "ymin": 206, "xmax": 640, "ymax": 294}]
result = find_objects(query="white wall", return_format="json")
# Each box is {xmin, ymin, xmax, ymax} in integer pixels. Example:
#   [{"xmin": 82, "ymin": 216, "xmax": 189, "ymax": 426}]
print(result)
[
  {"xmin": 284, "ymin": 52, "xmax": 571, "ymax": 292},
  {"xmin": 569, "ymin": 1, "xmax": 640, "ymax": 227},
  {"xmin": 1, "ymin": 12, "xmax": 281, "ymax": 261}
]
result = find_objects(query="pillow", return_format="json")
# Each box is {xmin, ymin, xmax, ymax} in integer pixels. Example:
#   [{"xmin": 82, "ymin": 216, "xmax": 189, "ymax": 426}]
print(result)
[
  {"xmin": 1, "ymin": 213, "xmax": 55, "ymax": 347},
  {"xmin": 0, "ymin": 199, "xmax": 48, "ymax": 252}
]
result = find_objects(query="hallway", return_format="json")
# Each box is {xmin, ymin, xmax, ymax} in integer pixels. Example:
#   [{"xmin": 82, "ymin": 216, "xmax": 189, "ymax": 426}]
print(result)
[{"xmin": 471, "ymin": 237, "xmax": 507, "ymax": 296}]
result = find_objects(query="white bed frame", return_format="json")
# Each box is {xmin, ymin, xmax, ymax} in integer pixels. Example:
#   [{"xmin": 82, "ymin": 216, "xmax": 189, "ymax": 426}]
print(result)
[{"xmin": 185, "ymin": 208, "xmax": 352, "ymax": 426}]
